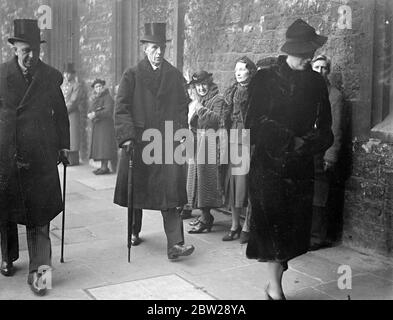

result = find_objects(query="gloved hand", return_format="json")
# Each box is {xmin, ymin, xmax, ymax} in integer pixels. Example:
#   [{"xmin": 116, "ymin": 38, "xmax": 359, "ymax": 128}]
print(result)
[{"xmin": 58, "ymin": 149, "xmax": 70, "ymax": 166}]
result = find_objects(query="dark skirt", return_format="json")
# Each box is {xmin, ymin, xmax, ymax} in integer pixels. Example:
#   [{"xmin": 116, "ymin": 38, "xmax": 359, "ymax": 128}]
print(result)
[
  {"xmin": 246, "ymin": 171, "xmax": 313, "ymax": 264},
  {"xmin": 90, "ymin": 119, "xmax": 117, "ymax": 161}
]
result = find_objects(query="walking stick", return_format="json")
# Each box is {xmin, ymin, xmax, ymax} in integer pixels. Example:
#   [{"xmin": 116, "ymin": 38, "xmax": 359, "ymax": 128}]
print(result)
[
  {"xmin": 126, "ymin": 144, "xmax": 135, "ymax": 263},
  {"xmin": 60, "ymin": 163, "xmax": 67, "ymax": 263}
]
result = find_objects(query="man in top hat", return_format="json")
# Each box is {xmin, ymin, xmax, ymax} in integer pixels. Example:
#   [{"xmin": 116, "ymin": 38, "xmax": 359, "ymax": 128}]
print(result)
[
  {"xmin": 0, "ymin": 19, "xmax": 70, "ymax": 296},
  {"xmin": 114, "ymin": 22, "xmax": 195, "ymax": 259},
  {"xmin": 61, "ymin": 62, "xmax": 86, "ymax": 166},
  {"xmin": 245, "ymin": 19, "xmax": 333, "ymax": 299}
]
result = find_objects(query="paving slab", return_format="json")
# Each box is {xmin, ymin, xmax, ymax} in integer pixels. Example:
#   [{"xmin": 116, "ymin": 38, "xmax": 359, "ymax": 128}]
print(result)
[
  {"xmin": 314, "ymin": 273, "xmax": 393, "ymax": 300},
  {"xmin": 86, "ymin": 274, "xmax": 216, "ymax": 300}
]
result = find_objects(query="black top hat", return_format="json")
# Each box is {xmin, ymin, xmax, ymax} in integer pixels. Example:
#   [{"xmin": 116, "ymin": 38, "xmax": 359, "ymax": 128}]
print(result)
[
  {"xmin": 63, "ymin": 63, "xmax": 76, "ymax": 74},
  {"xmin": 140, "ymin": 23, "xmax": 171, "ymax": 44},
  {"xmin": 281, "ymin": 19, "xmax": 327, "ymax": 55},
  {"xmin": 8, "ymin": 19, "xmax": 46, "ymax": 46},
  {"xmin": 188, "ymin": 71, "xmax": 213, "ymax": 86},
  {"xmin": 91, "ymin": 78, "xmax": 106, "ymax": 88}
]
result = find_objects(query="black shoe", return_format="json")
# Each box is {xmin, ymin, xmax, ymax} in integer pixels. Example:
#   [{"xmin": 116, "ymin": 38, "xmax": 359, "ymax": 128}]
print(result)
[
  {"xmin": 131, "ymin": 234, "xmax": 142, "ymax": 246},
  {"xmin": 28, "ymin": 271, "xmax": 48, "ymax": 296},
  {"xmin": 0, "ymin": 261, "xmax": 14, "ymax": 277},
  {"xmin": 95, "ymin": 168, "xmax": 110, "ymax": 175},
  {"xmin": 222, "ymin": 226, "xmax": 242, "ymax": 241},
  {"xmin": 167, "ymin": 244, "xmax": 195, "ymax": 260}
]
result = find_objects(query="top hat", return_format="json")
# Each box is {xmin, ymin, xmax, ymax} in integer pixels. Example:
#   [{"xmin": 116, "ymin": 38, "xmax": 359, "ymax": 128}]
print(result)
[
  {"xmin": 188, "ymin": 70, "xmax": 213, "ymax": 86},
  {"xmin": 8, "ymin": 19, "xmax": 46, "ymax": 46},
  {"xmin": 280, "ymin": 19, "xmax": 327, "ymax": 55},
  {"xmin": 91, "ymin": 78, "xmax": 106, "ymax": 88},
  {"xmin": 63, "ymin": 62, "xmax": 76, "ymax": 74},
  {"xmin": 140, "ymin": 23, "xmax": 171, "ymax": 44}
]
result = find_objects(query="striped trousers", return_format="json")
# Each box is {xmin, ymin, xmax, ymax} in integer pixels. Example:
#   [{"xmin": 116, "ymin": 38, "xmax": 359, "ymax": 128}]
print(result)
[{"xmin": 0, "ymin": 222, "xmax": 52, "ymax": 274}]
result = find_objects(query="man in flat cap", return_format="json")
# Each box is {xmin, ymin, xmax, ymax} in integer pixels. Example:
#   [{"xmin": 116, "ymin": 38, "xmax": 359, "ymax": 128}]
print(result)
[
  {"xmin": 114, "ymin": 23, "xmax": 195, "ymax": 259},
  {"xmin": 0, "ymin": 19, "xmax": 70, "ymax": 296}
]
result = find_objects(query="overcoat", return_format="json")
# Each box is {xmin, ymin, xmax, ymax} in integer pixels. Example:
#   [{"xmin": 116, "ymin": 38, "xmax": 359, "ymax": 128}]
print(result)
[
  {"xmin": 0, "ymin": 58, "xmax": 70, "ymax": 226},
  {"xmin": 313, "ymin": 83, "xmax": 345, "ymax": 207},
  {"xmin": 88, "ymin": 88, "xmax": 117, "ymax": 161},
  {"xmin": 114, "ymin": 57, "xmax": 190, "ymax": 210},
  {"xmin": 62, "ymin": 79, "xmax": 83, "ymax": 152},
  {"xmin": 245, "ymin": 55, "xmax": 333, "ymax": 264},
  {"xmin": 187, "ymin": 83, "xmax": 227, "ymax": 209}
]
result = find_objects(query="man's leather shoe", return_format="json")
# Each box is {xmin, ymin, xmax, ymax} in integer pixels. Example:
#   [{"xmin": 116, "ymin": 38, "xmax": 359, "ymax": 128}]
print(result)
[
  {"xmin": 28, "ymin": 271, "xmax": 48, "ymax": 296},
  {"xmin": 168, "ymin": 244, "xmax": 195, "ymax": 260},
  {"xmin": 0, "ymin": 261, "xmax": 14, "ymax": 277},
  {"xmin": 131, "ymin": 234, "xmax": 142, "ymax": 246}
]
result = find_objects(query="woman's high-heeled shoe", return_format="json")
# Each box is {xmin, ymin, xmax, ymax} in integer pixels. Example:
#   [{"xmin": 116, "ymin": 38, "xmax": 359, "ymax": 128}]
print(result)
[
  {"xmin": 222, "ymin": 226, "xmax": 242, "ymax": 241},
  {"xmin": 188, "ymin": 215, "xmax": 214, "ymax": 234}
]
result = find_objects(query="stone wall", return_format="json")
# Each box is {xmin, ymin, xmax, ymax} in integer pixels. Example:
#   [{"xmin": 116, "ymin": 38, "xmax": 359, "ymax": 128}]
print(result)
[
  {"xmin": 183, "ymin": 0, "xmax": 367, "ymax": 97},
  {"xmin": 346, "ymin": 140, "xmax": 393, "ymax": 256},
  {"xmin": 79, "ymin": 0, "xmax": 114, "ymax": 90}
]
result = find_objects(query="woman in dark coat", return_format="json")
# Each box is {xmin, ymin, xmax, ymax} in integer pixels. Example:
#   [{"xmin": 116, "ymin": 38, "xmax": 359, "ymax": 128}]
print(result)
[
  {"xmin": 88, "ymin": 79, "xmax": 117, "ymax": 174},
  {"xmin": 223, "ymin": 56, "xmax": 257, "ymax": 242},
  {"xmin": 186, "ymin": 71, "xmax": 227, "ymax": 234},
  {"xmin": 245, "ymin": 19, "xmax": 333, "ymax": 300}
]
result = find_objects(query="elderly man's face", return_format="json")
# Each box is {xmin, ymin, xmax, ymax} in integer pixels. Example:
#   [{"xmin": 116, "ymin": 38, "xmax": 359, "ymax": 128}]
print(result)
[
  {"xmin": 312, "ymin": 60, "xmax": 329, "ymax": 79},
  {"xmin": 14, "ymin": 41, "xmax": 40, "ymax": 70},
  {"xmin": 144, "ymin": 42, "xmax": 166, "ymax": 68}
]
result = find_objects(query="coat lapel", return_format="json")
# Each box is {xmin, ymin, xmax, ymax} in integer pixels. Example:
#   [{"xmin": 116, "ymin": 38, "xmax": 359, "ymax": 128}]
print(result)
[
  {"xmin": 6, "ymin": 58, "xmax": 29, "ymax": 106},
  {"xmin": 17, "ymin": 61, "xmax": 47, "ymax": 112}
]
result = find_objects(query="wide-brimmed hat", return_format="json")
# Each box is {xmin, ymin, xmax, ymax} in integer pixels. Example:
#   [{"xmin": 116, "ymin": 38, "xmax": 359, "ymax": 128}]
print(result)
[
  {"xmin": 8, "ymin": 19, "xmax": 46, "ymax": 46},
  {"xmin": 140, "ymin": 23, "xmax": 171, "ymax": 44},
  {"xmin": 281, "ymin": 19, "xmax": 327, "ymax": 55},
  {"xmin": 63, "ymin": 62, "xmax": 76, "ymax": 74},
  {"xmin": 188, "ymin": 71, "xmax": 213, "ymax": 86},
  {"xmin": 91, "ymin": 78, "xmax": 106, "ymax": 88}
]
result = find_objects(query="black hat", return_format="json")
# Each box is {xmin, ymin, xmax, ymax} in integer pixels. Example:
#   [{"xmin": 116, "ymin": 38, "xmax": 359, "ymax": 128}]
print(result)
[
  {"xmin": 281, "ymin": 19, "xmax": 327, "ymax": 55},
  {"xmin": 63, "ymin": 62, "xmax": 76, "ymax": 74},
  {"xmin": 91, "ymin": 78, "xmax": 106, "ymax": 88},
  {"xmin": 8, "ymin": 19, "xmax": 46, "ymax": 46},
  {"xmin": 188, "ymin": 71, "xmax": 213, "ymax": 86},
  {"xmin": 140, "ymin": 23, "xmax": 171, "ymax": 44}
]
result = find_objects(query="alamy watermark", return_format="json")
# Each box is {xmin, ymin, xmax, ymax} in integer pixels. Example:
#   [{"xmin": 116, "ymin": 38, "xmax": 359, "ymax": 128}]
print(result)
[
  {"xmin": 140, "ymin": 121, "xmax": 250, "ymax": 175},
  {"xmin": 338, "ymin": 265, "xmax": 352, "ymax": 290}
]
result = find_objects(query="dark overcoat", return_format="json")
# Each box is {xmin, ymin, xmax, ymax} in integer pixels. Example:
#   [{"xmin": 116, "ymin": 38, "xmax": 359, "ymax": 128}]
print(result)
[
  {"xmin": 114, "ymin": 57, "xmax": 190, "ymax": 210},
  {"xmin": 245, "ymin": 55, "xmax": 333, "ymax": 264},
  {"xmin": 88, "ymin": 88, "xmax": 117, "ymax": 161},
  {"xmin": 0, "ymin": 58, "xmax": 70, "ymax": 226}
]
